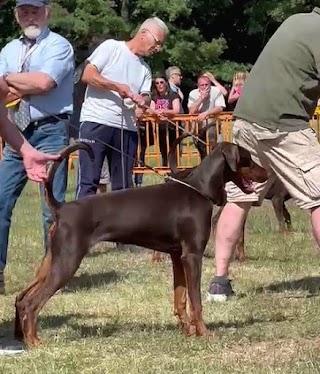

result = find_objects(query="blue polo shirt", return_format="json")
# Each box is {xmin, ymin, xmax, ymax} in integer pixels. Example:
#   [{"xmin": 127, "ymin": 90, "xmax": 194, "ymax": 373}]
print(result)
[{"xmin": 0, "ymin": 28, "xmax": 74, "ymax": 121}]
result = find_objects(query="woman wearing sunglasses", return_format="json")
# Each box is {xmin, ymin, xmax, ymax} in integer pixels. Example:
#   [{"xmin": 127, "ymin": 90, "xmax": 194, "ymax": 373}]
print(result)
[
  {"xmin": 135, "ymin": 72, "xmax": 181, "ymax": 187},
  {"xmin": 151, "ymin": 73, "xmax": 181, "ymax": 164}
]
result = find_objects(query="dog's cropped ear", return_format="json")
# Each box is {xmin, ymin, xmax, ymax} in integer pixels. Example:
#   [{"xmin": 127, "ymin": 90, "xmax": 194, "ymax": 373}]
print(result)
[{"xmin": 220, "ymin": 143, "xmax": 240, "ymax": 172}]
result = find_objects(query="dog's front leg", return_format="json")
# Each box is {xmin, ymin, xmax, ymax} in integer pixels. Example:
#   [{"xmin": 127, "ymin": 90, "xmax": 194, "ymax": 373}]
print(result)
[
  {"xmin": 181, "ymin": 251, "xmax": 208, "ymax": 337},
  {"xmin": 271, "ymin": 196, "xmax": 287, "ymax": 232},
  {"xmin": 283, "ymin": 203, "xmax": 293, "ymax": 231},
  {"xmin": 170, "ymin": 252, "xmax": 190, "ymax": 334}
]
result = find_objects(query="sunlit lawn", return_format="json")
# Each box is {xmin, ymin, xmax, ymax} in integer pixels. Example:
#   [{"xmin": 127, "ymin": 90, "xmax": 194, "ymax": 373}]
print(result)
[{"xmin": 1, "ymin": 170, "xmax": 320, "ymax": 373}]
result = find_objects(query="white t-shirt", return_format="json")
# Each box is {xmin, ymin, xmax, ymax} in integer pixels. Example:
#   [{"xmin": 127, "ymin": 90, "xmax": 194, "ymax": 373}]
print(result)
[
  {"xmin": 188, "ymin": 86, "xmax": 226, "ymax": 113},
  {"xmin": 80, "ymin": 39, "xmax": 152, "ymax": 131}
]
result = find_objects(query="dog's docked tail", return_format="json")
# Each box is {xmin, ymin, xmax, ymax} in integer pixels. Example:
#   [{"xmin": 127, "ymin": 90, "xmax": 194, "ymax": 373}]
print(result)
[{"xmin": 44, "ymin": 142, "xmax": 94, "ymax": 211}]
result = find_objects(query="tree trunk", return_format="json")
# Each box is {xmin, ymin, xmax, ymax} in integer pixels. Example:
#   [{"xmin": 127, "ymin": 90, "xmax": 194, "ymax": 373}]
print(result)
[{"xmin": 121, "ymin": 0, "xmax": 129, "ymax": 23}]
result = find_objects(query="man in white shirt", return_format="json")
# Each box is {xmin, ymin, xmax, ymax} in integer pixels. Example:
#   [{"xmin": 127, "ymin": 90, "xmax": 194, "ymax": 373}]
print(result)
[
  {"xmin": 188, "ymin": 75, "xmax": 226, "ymax": 158},
  {"xmin": 76, "ymin": 17, "xmax": 169, "ymax": 197}
]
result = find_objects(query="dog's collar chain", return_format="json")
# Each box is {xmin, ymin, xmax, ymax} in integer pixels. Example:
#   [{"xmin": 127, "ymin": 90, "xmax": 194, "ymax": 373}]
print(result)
[{"xmin": 165, "ymin": 175, "xmax": 215, "ymax": 204}]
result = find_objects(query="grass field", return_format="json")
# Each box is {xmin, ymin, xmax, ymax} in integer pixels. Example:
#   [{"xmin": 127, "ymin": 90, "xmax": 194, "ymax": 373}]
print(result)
[{"xmin": 1, "ymin": 170, "xmax": 320, "ymax": 373}]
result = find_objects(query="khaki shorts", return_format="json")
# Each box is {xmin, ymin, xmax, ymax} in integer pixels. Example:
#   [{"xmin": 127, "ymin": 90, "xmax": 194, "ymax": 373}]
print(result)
[{"xmin": 226, "ymin": 119, "xmax": 320, "ymax": 210}]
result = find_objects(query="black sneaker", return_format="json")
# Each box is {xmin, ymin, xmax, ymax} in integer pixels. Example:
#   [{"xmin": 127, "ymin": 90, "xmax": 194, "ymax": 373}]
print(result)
[
  {"xmin": 207, "ymin": 277, "xmax": 234, "ymax": 302},
  {"xmin": 0, "ymin": 272, "xmax": 5, "ymax": 295}
]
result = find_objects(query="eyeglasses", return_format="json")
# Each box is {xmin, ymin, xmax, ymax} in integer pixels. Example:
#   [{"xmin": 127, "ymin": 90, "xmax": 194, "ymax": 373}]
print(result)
[
  {"xmin": 144, "ymin": 28, "xmax": 163, "ymax": 47},
  {"xmin": 155, "ymin": 81, "xmax": 166, "ymax": 85},
  {"xmin": 172, "ymin": 73, "xmax": 182, "ymax": 78}
]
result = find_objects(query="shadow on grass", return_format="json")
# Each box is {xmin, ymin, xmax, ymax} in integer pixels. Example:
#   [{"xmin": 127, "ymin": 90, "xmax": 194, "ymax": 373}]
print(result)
[
  {"xmin": 255, "ymin": 276, "xmax": 320, "ymax": 295},
  {"xmin": 0, "ymin": 312, "xmax": 290, "ymax": 342},
  {"xmin": 66, "ymin": 314, "xmax": 289, "ymax": 339},
  {"xmin": 62, "ymin": 270, "xmax": 125, "ymax": 293},
  {"xmin": 206, "ymin": 314, "xmax": 288, "ymax": 330},
  {"xmin": 0, "ymin": 313, "xmax": 83, "ymax": 340}
]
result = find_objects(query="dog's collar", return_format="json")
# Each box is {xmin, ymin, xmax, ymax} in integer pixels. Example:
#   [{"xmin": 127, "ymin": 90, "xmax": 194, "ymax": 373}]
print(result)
[{"xmin": 165, "ymin": 175, "xmax": 215, "ymax": 204}]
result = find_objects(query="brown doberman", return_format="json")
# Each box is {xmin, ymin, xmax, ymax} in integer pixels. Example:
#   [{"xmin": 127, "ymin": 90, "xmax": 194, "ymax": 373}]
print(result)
[{"xmin": 14, "ymin": 141, "xmax": 267, "ymax": 347}]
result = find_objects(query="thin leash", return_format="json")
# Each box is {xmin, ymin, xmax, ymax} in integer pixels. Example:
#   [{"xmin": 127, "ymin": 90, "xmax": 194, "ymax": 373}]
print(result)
[
  {"xmin": 120, "ymin": 99, "xmax": 126, "ymax": 190},
  {"xmin": 24, "ymin": 102, "xmax": 214, "ymax": 202}
]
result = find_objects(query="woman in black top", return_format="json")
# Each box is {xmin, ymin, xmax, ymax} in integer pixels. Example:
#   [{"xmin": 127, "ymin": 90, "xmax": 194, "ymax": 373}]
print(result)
[{"xmin": 150, "ymin": 73, "xmax": 181, "ymax": 166}]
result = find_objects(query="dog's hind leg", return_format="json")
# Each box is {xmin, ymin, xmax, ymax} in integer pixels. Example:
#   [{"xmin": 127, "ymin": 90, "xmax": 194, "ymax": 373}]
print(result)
[
  {"xmin": 271, "ymin": 196, "xmax": 287, "ymax": 232},
  {"xmin": 170, "ymin": 252, "xmax": 190, "ymax": 334},
  {"xmin": 14, "ymin": 252, "xmax": 52, "ymax": 340},
  {"xmin": 181, "ymin": 249, "xmax": 207, "ymax": 337},
  {"xmin": 283, "ymin": 203, "xmax": 292, "ymax": 231},
  {"xmin": 16, "ymin": 223, "xmax": 57, "ymax": 305},
  {"xmin": 16, "ymin": 243, "xmax": 88, "ymax": 348}
]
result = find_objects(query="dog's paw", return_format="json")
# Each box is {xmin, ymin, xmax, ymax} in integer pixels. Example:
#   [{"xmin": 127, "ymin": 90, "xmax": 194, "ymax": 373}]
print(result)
[{"xmin": 26, "ymin": 335, "xmax": 42, "ymax": 349}]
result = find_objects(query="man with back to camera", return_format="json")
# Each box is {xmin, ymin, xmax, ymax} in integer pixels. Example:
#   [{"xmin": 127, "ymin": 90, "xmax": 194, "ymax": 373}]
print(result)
[{"xmin": 207, "ymin": 7, "xmax": 320, "ymax": 302}]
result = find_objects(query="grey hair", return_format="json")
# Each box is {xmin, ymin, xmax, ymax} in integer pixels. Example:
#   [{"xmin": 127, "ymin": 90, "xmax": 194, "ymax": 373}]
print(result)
[
  {"xmin": 139, "ymin": 17, "xmax": 169, "ymax": 36},
  {"xmin": 166, "ymin": 66, "xmax": 181, "ymax": 79}
]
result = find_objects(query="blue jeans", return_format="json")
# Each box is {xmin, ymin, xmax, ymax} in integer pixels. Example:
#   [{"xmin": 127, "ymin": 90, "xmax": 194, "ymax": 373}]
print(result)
[{"xmin": 0, "ymin": 120, "xmax": 68, "ymax": 272}]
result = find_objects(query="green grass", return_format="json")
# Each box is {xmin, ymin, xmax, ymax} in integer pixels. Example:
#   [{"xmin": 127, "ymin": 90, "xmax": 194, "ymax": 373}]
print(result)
[{"xmin": 1, "ymin": 171, "xmax": 320, "ymax": 373}]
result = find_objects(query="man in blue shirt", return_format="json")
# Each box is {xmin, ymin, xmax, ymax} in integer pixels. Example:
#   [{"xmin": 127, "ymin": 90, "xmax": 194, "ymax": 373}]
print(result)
[{"xmin": 0, "ymin": 0, "xmax": 74, "ymax": 294}]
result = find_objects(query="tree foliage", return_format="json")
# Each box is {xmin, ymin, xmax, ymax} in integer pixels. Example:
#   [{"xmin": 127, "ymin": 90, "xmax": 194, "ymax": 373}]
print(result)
[{"xmin": 0, "ymin": 0, "xmax": 318, "ymax": 81}]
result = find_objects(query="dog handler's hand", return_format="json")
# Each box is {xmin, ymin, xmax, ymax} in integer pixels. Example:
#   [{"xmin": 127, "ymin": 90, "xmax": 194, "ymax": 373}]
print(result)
[
  {"xmin": 116, "ymin": 83, "xmax": 134, "ymax": 99},
  {"xmin": 132, "ymin": 94, "xmax": 147, "ymax": 108},
  {"xmin": 20, "ymin": 144, "xmax": 60, "ymax": 183}
]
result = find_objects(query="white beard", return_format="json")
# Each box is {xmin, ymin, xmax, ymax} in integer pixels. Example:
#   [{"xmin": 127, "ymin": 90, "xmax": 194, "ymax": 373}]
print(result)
[{"xmin": 23, "ymin": 25, "xmax": 43, "ymax": 40}]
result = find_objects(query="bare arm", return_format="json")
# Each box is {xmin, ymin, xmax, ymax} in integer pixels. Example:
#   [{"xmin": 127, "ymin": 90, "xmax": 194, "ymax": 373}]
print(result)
[
  {"xmin": 188, "ymin": 96, "xmax": 205, "ymax": 114},
  {"xmin": 82, "ymin": 63, "xmax": 119, "ymax": 91},
  {"xmin": 0, "ymin": 103, "xmax": 22, "ymax": 150},
  {"xmin": 0, "ymin": 77, "xmax": 59, "ymax": 182},
  {"xmin": 82, "ymin": 63, "xmax": 133, "ymax": 99},
  {"xmin": 211, "ymin": 79, "xmax": 228, "ymax": 97},
  {"xmin": 0, "ymin": 103, "xmax": 39, "ymax": 157},
  {"xmin": 228, "ymin": 86, "xmax": 240, "ymax": 104},
  {"xmin": 203, "ymin": 72, "xmax": 228, "ymax": 97},
  {"xmin": 161, "ymin": 98, "xmax": 180, "ymax": 116},
  {"xmin": 5, "ymin": 72, "xmax": 55, "ymax": 95},
  {"xmin": 206, "ymin": 106, "xmax": 223, "ymax": 116}
]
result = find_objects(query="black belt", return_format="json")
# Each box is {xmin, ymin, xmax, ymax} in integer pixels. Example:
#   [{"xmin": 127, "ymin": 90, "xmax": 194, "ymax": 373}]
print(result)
[{"xmin": 30, "ymin": 114, "xmax": 70, "ymax": 127}]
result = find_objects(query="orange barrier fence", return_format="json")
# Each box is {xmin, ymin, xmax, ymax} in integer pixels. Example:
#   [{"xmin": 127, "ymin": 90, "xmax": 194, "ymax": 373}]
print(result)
[
  {"xmin": 1, "ymin": 112, "xmax": 320, "ymax": 175},
  {"xmin": 133, "ymin": 112, "xmax": 234, "ymax": 175}
]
